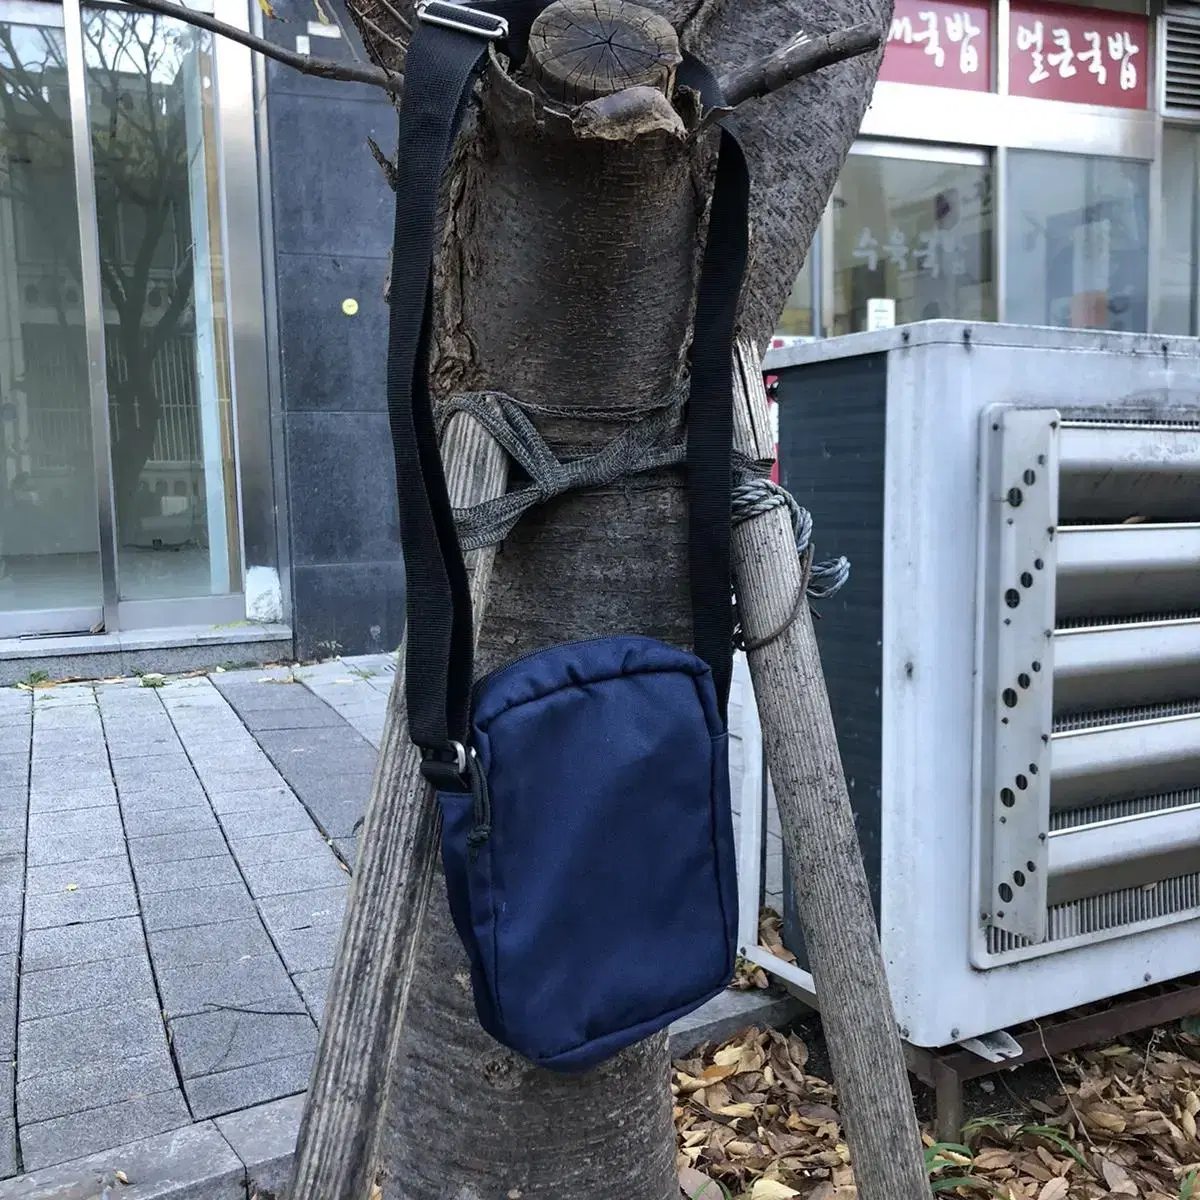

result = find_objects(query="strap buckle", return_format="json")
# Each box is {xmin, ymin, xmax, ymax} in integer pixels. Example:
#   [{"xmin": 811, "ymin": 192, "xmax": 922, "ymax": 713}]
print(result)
[
  {"xmin": 421, "ymin": 740, "xmax": 470, "ymax": 788},
  {"xmin": 415, "ymin": 1, "xmax": 509, "ymax": 39}
]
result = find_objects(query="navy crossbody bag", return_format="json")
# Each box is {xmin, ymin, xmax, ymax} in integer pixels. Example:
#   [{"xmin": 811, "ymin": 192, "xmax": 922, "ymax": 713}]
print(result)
[{"xmin": 386, "ymin": 0, "xmax": 749, "ymax": 1072}]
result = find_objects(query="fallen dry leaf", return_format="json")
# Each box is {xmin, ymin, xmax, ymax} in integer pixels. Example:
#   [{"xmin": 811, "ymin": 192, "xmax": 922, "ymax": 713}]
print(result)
[
  {"xmin": 702, "ymin": 1063, "xmax": 740, "ymax": 1085},
  {"xmin": 678, "ymin": 1166, "xmax": 724, "ymax": 1199},
  {"xmin": 716, "ymin": 1103, "xmax": 757, "ymax": 1119},
  {"xmin": 1037, "ymin": 1179, "xmax": 1069, "ymax": 1200},
  {"xmin": 975, "ymin": 1149, "xmax": 1016, "ymax": 1171},
  {"xmin": 1101, "ymin": 1158, "xmax": 1137, "ymax": 1194},
  {"xmin": 1085, "ymin": 1106, "xmax": 1128, "ymax": 1134},
  {"xmin": 750, "ymin": 1180, "xmax": 800, "ymax": 1199}
]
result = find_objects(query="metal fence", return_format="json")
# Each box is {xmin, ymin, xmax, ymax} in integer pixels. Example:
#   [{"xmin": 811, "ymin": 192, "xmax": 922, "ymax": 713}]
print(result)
[{"xmin": 18, "ymin": 321, "xmax": 203, "ymax": 471}]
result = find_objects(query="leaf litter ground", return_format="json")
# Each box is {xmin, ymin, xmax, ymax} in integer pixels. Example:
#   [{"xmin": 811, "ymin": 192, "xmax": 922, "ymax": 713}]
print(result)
[
  {"xmin": 674, "ymin": 914, "xmax": 1200, "ymax": 1199},
  {"xmin": 674, "ymin": 1023, "xmax": 1200, "ymax": 1199}
]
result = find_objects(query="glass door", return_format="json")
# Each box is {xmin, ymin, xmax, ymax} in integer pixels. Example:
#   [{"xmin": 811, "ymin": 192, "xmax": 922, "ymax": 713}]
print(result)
[
  {"xmin": 82, "ymin": 6, "xmax": 241, "ymax": 613},
  {"xmin": 825, "ymin": 141, "xmax": 996, "ymax": 335},
  {"xmin": 0, "ymin": 2, "xmax": 103, "ymax": 636},
  {"xmin": 0, "ymin": 0, "xmax": 243, "ymax": 638},
  {"xmin": 1005, "ymin": 149, "xmax": 1150, "ymax": 333}
]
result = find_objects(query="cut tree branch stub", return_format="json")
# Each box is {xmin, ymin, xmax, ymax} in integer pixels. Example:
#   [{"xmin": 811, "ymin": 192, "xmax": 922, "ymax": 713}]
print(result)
[
  {"xmin": 126, "ymin": 0, "xmax": 402, "ymax": 94},
  {"xmin": 720, "ymin": 22, "xmax": 881, "ymax": 109}
]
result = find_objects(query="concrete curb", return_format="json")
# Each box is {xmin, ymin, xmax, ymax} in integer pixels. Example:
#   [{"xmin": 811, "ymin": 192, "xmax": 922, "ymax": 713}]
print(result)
[
  {"xmin": 0, "ymin": 989, "xmax": 803, "ymax": 1199},
  {"xmin": 0, "ymin": 1124, "xmax": 244, "ymax": 1200}
]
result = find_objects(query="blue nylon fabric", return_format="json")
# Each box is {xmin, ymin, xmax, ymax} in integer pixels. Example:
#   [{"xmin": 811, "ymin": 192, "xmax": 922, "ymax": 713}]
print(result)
[{"xmin": 437, "ymin": 635, "xmax": 738, "ymax": 1072}]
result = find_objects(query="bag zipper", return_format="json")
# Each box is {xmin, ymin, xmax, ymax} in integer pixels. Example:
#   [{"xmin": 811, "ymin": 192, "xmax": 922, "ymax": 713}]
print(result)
[
  {"xmin": 464, "ymin": 745, "xmax": 491, "ymax": 858},
  {"xmin": 463, "ymin": 637, "xmax": 636, "ymax": 855}
]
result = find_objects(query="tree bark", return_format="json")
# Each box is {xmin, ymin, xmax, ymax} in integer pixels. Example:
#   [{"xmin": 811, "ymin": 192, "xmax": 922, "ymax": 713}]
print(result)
[
  {"xmin": 730, "ymin": 341, "xmax": 928, "ymax": 1199},
  {"xmin": 374, "ymin": 12, "xmax": 694, "ymax": 1196},
  {"xmin": 290, "ymin": 411, "xmax": 509, "ymax": 1200},
  {"xmin": 296, "ymin": 0, "xmax": 893, "ymax": 1195}
]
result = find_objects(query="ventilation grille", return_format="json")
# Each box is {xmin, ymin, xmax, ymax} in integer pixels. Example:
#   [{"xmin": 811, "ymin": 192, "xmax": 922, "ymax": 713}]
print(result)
[
  {"xmin": 1057, "ymin": 610, "xmax": 1200, "ymax": 630},
  {"xmin": 987, "ymin": 870, "xmax": 1200, "ymax": 954},
  {"xmin": 976, "ymin": 414, "xmax": 1200, "ymax": 959},
  {"xmin": 1054, "ymin": 698, "xmax": 1200, "ymax": 733},
  {"xmin": 1052, "ymin": 785, "xmax": 1200, "ymax": 830},
  {"xmin": 1165, "ymin": 9, "xmax": 1200, "ymax": 116}
]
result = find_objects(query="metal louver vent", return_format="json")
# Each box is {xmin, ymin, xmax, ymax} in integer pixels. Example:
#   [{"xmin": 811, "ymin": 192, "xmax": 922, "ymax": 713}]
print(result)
[
  {"xmin": 987, "ymin": 871, "xmax": 1200, "ymax": 954},
  {"xmin": 1165, "ymin": 8, "xmax": 1200, "ymax": 115},
  {"xmin": 974, "ymin": 415, "xmax": 1200, "ymax": 968}
]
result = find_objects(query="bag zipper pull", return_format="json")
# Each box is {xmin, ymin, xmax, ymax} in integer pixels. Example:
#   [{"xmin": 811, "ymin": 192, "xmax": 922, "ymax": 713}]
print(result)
[{"xmin": 464, "ymin": 746, "xmax": 492, "ymax": 855}]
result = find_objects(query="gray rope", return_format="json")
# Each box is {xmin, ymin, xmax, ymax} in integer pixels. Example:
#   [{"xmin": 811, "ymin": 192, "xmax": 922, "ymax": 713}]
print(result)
[
  {"xmin": 730, "ymin": 477, "xmax": 850, "ymax": 599},
  {"xmin": 438, "ymin": 388, "xmax": 850, "ymax": 642},
  {"xmin": 436, "ymin": 385, "xmax": 691, "ymax": 552}
]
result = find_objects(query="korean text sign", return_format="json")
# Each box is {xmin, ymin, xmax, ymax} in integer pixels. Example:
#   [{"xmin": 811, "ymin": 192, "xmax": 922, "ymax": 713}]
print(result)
[
  {"xmin": 1008, "ymin": 1, "xmax": 1149, "ymax": 109},
  {"xmin": 880, "ymin": 0, "xmax": 993, "ymax": 91}
]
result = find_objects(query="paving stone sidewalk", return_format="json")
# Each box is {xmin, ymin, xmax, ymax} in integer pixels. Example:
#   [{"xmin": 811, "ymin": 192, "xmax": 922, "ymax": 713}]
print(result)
[{"xmin": 0, "ymin": 653, "xmax": 785, "ymax": 1189}]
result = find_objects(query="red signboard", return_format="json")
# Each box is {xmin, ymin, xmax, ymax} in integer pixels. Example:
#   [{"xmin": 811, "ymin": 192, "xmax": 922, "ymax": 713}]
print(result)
[
  {"xmin": 1008, "ymin": 1, "xmax": 1149, "ymax": 109},
  {"xmin": 880, "ymin": 0, "xmax": 993, "ymax": 92}
]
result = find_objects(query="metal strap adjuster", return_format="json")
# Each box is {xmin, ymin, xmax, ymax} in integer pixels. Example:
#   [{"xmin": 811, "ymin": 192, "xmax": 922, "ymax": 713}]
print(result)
[
  {"xmin": 420, "ymin": 739, "xmax": 470, "ymax": 788},
  {"xmin": 416, "ymin": 0, "xmax": 509, "ymax": 39}
]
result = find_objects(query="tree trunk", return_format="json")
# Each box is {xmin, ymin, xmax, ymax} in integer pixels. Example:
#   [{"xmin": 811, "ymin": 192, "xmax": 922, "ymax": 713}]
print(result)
[
  {"xmin": 289, "ymin": 411, "xmax": 510, "ymax": 1200},
  {"xmin": 317, "ymin": 0, "xmax": 893, "ymax": 1194}
]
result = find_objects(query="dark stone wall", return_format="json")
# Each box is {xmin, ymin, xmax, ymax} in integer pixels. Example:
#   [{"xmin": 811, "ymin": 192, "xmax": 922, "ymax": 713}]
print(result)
[{"xmin": 262, "ymin": 5, "xmax": 404, "ymax": 659}]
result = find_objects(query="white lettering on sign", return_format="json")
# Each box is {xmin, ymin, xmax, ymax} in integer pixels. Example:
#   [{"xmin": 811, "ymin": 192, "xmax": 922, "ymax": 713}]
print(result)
[
  {"xmin": 1047, "ymin": 27, "xmax": 1076, "ymax": 77},
  {"xmin": 851, "ymin": 227, "xmax": 969, "ymax": 278},
  {"xmin": 913, "ymin": 10, "xmax": 945, "ymax": 67},
  {"xmin": 1107, "ymin": 30, "xmax": 1139, "ymax": 90},
  {"xmin": 1014, "ymin": 17, "xmax": 1139, "ymax": 93},
  {"xmin": 944, "ymin": 9, "xmax": 982, "ymax": 74},
  {"xmin": 887, "ymin": 8, "xmax": 982, "ymax": 74},
  {"xmin": 1015, "ymin": 20, "xmax": 1050, "ymax": 84},
  {"xmin": 1079, "ymin": 29, "xmax": 1106, "ymax": 85},
  {"xmin": 852, "ymin": 228, "xmax": 880, "ymax": 272},
  {"xmin": 912, "ymin": 230, "xmax": 942, "ymax": 278}
]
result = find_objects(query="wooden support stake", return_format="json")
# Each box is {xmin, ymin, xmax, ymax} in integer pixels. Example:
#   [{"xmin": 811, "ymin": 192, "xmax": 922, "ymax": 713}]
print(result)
[
  {"xmin": 290, "ymin": 409, "xmax": 509, "ymax": 1200},
  {"xmin": 729, "ymin": 339, "xmax": 929, "ymax": 1200}
]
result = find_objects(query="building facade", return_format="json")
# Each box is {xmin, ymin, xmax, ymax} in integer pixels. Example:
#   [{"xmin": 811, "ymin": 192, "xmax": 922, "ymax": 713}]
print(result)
[
  {"xmin": 777, "ymin": 0, "xmax": 1198, "ymax": 342},
  {"xmin": 0, "ymin": 0, "xmax": 398, "ymax": 674},
  {"xmin": 0, "ymin": 0, "xmax": 1194, "ymax": 675}
]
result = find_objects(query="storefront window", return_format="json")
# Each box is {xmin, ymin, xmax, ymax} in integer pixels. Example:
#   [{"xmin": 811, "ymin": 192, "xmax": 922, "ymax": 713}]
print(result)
[
  {"xmin": 830, "ymin": 146, "xmax": 995, "ymax": 335},
  {"xmin": 1159, "ymin": 128, "xmax": 1199, "ymax": 338},
  {"xmin": 776, "ymin": 252, "xmax": 814, "ymax": 338},
  {"xmin": 1006, "ymin": 150, "xmax": 1150, "ymax": 333}
]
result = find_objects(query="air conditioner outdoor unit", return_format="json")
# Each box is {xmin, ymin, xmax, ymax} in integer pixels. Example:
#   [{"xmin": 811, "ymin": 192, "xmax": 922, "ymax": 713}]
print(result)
[{"xmin": 746, "ymin": 322, "xmax": 1200, "ymax": 1051}]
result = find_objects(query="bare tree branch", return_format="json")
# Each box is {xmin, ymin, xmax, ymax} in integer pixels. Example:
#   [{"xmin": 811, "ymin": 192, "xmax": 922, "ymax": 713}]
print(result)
[
  {"xmin": 720, "ymin": 22, "xmax": 881, "ymax": 108},
  {"xmin": 357, "ymin": 11, "xmax": 406, "ymax": 55},
  {"xmin": 126, "ymin": 0, "xmax": 403, "ymax": 93}
]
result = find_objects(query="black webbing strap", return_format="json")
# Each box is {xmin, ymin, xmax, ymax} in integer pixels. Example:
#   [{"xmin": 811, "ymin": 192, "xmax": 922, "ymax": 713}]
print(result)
[
  {"xmin": 385, "ymin": 0, "xmax": 505, "ymax": 783},
  {"xmin": 677, "ymin": 55, "xmax": 749, "ymax": 713},
  {"xmin": 387, "ymin": 2, "xmax": 749, "ymax": 783}
]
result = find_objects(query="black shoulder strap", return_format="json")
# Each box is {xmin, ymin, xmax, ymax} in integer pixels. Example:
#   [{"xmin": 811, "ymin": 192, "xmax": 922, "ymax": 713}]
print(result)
[{"xmin": 387, "ymin": 2, "xmax": 749, "ymax": 785}]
